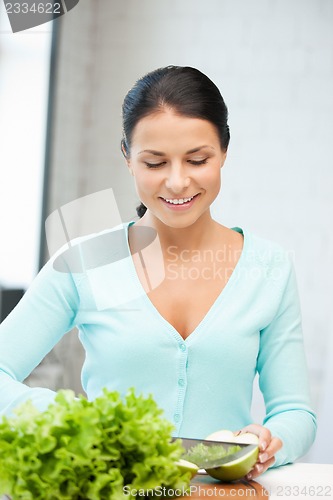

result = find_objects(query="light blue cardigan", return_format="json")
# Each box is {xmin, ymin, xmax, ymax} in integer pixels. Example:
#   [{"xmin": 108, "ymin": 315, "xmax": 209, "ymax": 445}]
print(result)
[{"xmin": 0, "ymin": 221, "xmax": 317, "ymax": 467}]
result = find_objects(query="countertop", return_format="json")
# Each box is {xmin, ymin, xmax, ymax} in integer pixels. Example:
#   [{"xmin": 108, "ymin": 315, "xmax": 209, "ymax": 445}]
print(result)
[
  {"xmin": 187, "ymin": 463, "xmax": 333, "ymax": 499},
  {"xmin": 257, "ymin": 463, "xmax": 333, "ymax": 499}
]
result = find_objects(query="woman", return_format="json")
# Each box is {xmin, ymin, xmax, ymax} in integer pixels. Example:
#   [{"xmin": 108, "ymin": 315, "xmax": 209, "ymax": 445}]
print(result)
[{"xmin": 0, "ymin": 66, "xmax": 316, "ymax": 480}]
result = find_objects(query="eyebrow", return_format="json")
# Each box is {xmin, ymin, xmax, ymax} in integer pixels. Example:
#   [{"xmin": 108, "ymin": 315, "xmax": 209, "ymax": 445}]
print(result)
[{"xmin": 138, "ymin": 145, "xmax": 215, "ymax": 156}]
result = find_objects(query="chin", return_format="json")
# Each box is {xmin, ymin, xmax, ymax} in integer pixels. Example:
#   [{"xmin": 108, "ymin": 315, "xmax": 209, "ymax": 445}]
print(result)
[{"xmin": 156, "ymin": 213, "xmax": 202, "ymax": 230}]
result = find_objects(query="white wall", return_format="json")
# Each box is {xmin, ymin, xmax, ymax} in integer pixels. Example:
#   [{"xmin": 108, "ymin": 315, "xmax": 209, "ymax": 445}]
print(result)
[
  {"xmin": 31, "ymin": 0, "xmax": 333, "ymax": 462},
  {"xmin": 0, "ymin": 4, "xmax": 51, "ymax": 288}
]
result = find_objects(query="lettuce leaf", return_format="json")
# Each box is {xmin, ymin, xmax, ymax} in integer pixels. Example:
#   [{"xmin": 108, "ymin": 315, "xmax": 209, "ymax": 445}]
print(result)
[
  {"xmin": 183, "ymin": 443, "xmax": 241, "ymax": 467},
  {"xmin": 0, "ymin": 388, "xmax": 190, "ymax": 499}
]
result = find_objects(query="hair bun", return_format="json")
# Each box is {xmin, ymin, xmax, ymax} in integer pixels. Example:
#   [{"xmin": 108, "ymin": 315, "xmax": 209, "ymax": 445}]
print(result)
[{"xmin": 136, "ymin": 202, "xmax": 147, "ymax": 218}]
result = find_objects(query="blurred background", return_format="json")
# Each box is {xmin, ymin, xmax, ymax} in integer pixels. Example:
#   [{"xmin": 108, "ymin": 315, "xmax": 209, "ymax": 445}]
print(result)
[{"xmin": 0, "ymin": 0, "xmax": 332, "ymax": 463}]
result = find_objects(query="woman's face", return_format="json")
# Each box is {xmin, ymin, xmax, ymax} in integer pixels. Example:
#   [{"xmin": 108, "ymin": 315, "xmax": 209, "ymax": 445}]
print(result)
[{"xmin": 125, "ymin": 108, "xmax": 227, "ymax": 229}]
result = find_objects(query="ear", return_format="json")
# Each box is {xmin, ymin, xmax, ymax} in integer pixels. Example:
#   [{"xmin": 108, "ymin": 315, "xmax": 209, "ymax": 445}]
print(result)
[
  {"xmin": 121, "ymin": 140, "xmax": 134, "ymax": 176},
  {"xmin": 121, "ymin": 139, "xmax": 128, "ymax": 159}
]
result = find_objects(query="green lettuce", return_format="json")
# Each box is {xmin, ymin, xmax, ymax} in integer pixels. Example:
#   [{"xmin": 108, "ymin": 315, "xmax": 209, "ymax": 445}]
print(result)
[{"xmin": 0, "ymin": 388, "xmax": 191, "ymax": 499}]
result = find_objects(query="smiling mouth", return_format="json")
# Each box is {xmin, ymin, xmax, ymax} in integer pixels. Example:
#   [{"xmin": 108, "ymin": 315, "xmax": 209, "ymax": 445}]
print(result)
[{"xmin": 160, "ymin": 194, "xmax": 199, "ymax": 205}]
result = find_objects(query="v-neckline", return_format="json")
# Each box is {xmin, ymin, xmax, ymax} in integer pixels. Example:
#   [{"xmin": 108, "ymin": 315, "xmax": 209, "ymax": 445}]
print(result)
[{"xmin": 124, "ymin": 221, "xmax": 247, "ymax": 344}]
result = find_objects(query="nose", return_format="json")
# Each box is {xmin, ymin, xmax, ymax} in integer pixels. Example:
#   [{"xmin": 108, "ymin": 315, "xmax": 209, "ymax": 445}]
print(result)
[{"xmin": 164, "ymin": 164, "xmax": 190, "ymax": 194}]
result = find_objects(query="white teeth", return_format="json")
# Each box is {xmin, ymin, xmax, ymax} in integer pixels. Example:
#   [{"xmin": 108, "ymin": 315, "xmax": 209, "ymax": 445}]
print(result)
[{"xmin": 164, "ymin": 195, "xmax": 195, "ymax": 205}]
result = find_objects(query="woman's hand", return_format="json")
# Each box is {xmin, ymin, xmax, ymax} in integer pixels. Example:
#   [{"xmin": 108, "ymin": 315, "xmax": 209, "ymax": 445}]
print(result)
[{"xmin": 235, "ymin": 424, "xmax": 283, "ymax": 480}]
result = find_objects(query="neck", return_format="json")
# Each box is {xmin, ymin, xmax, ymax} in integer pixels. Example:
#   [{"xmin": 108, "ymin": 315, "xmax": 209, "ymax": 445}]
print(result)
[{"xmin": 138, "ymin": 210, "xmax": 220, "ymax": 255}]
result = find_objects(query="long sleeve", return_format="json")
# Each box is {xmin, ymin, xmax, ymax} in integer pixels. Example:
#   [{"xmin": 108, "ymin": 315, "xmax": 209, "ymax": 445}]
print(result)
[
  {"xmin": 257, "ymin": 257, "xmax": 317, "ymax": 466},
  {"xmin": 0, "ymin": 257, "xmax": 80, "ymax": 416}
]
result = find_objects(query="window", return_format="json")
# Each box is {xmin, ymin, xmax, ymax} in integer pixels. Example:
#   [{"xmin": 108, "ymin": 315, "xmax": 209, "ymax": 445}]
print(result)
[{"xmin": 0, "ymin": 4, "xmax": 51, "ymax": 287}]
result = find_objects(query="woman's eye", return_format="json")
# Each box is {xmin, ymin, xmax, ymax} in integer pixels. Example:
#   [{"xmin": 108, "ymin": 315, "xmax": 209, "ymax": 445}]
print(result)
[
  {"xmin": 189, "ymin": 158, "xmax": 208, "ymax": 166},
  {"xmin": 145, "ymin": 161, "xmax": 165, "ymax": 168}
]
